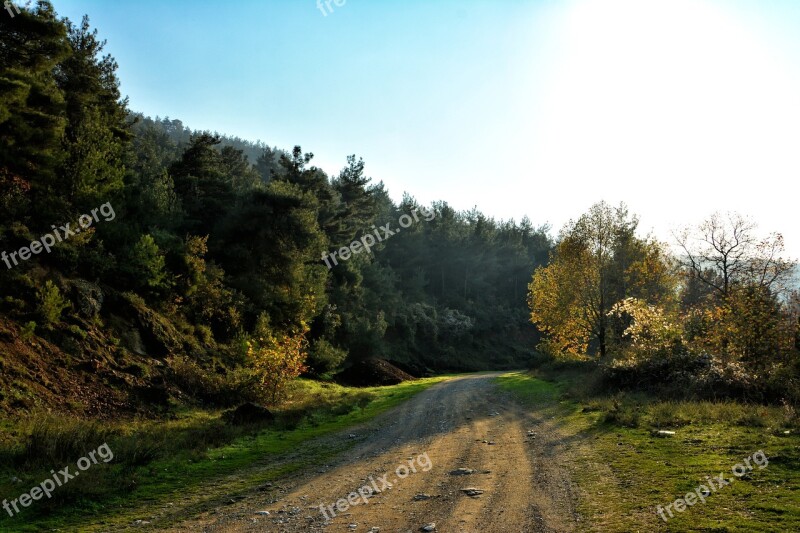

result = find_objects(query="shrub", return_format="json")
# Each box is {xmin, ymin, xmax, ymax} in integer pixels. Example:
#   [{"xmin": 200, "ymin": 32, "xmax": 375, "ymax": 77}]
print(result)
[
  {"xmin": 37, "ymin": 280, "xmax": 69, "ymax": 327},
  {"xmin": 20, "ymin": 321, "xmax": 37, "ymax": 339},
  {"xmin": 607, "ymin": 297, "xmax": 681, "ymax": 360},
  {"xmin": 195, "ymin": 324, "xmax": 215, "ymax": 347},
  {"xmin": 307, "ymin": 338, "xmax": 347, "ymax": 375},
  {"xmin": 68, "ymin": 324, "xmax": 87, "ymax": 339},
  {"xmin": 602, "ymin": 393, "xmax": 642, "ymax": 428},
  {"xmin": 248, "ymin": 314, "xmax": 308, "ymax": 405},
  {"xmin": 169, "ymin": 355, "xmax": 259, "ymax": 406},
  {"xmin": 124, "ymin": 234, "xmax": 171, "ymax": 296}
]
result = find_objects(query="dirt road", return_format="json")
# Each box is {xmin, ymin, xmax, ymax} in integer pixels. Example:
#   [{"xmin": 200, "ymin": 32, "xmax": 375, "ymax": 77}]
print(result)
[{"xmin": 168, "ymin": 373, "xmax": 578, "ymax": 532}]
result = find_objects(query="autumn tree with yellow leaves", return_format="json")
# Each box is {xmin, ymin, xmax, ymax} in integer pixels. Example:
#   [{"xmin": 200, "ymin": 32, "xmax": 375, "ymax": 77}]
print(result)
[
  {"xmin": 532, "ymin": 205, "xmax": 799, "ymax": 401},
  {"xmin": 528, "ymin": 202, "xmax": 676, "ymax": 359}
]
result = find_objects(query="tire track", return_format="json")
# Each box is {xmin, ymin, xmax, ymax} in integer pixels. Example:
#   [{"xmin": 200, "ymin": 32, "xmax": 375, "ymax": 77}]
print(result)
[{"xmin": 164, "ymin": 373, "xmax": 578, "ymax": 533}]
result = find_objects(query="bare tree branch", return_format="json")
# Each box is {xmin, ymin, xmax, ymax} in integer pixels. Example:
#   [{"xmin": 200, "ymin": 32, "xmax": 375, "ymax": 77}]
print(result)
[{"xmin": 675, "ymin": 212, "xmax": 796, "ymax": 298}]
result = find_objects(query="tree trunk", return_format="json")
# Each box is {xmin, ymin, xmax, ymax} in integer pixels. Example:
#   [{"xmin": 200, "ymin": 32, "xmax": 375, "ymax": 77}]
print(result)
[
  {"xmin": 599, "ymin": 326, "xmax": 607, "ymax": 359},
  {"xmin": 598, "ymin": 286, "xmax": 607, "ymax": 358}
]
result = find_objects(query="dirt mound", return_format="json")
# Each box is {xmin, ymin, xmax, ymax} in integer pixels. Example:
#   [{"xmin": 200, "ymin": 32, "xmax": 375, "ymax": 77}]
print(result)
[
  {"xmin": 336, "ymin": 358, "xmax": 415, "ymax": 387},
  {"xmin": 223, "ymin": 403, "xmax": 275, "ymax": 425}
]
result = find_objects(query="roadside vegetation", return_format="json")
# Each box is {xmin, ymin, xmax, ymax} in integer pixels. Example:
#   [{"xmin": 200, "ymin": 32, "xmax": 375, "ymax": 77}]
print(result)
[
  {"xmin": 0, "ymin": 377, "xmax": 446, "ymax": 532},
  {"xmin": 498, "ymin": 369, "xmax": 800, "ymax": 532},
  {"xmin": 528, "ymin": 202, "xmax": 799, "ymax": 406},
  {"xmin": 520, "ymin": 200, "xmax": 800, "ymax": 529}
]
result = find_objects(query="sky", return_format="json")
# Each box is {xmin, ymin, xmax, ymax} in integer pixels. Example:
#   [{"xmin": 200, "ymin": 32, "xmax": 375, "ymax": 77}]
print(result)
[{"xmin": 52, "ymin": 0, "xmax": 800, "ymax": 257}]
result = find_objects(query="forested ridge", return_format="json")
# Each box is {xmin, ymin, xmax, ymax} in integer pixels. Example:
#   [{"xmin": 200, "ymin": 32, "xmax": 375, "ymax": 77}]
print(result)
[
  {"xmin": 0, "ymin": 3, "xmax": 551, "ymax": 415},
  {"xmin": 2, "ymin": 2, "xmax": 799, "ymax": 418}
]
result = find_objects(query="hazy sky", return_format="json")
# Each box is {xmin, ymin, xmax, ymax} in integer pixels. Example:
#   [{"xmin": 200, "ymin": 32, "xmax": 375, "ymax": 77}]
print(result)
[{"xmin": 53, "ymin": 0, "xmax": 800, "ymax": 256}]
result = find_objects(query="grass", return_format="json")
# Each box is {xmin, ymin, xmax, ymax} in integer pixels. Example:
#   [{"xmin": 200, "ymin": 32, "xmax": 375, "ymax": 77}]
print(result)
[
  {"xmin": 496, "ymin": 370, "xmax": 800, "ymax": 532},
  {"xmin": 0, "ymin": 376, "xmax": 448, "ymax": 532}
]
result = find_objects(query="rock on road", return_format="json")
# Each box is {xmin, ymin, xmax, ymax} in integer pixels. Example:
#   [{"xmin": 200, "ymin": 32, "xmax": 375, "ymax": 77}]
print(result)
[{"xmin": 167, "ymin": 373, "xmax": 578, "ymax": 532}]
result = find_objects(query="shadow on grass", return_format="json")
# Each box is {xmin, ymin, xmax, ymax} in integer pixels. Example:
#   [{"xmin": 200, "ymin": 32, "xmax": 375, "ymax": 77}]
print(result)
[{"xmin": 0, "ymin": 377, "xmax": 444, "ymax": 531}]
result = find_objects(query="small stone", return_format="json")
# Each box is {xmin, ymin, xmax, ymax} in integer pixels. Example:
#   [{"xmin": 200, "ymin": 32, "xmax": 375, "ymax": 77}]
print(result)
[
  {"xmin": 461, "ymin": 488, "xmax": 485, "ymax": 497},
  {"xmin": 254, "ymin": 511, "xmax": 270, "ymax": 515},
  {"xmin": 449, "ymin": 468, "xmax": 475, "ymax": 476},
  {"xmin": 421, "ymin": 523, "xmax": 436, "ymax": 532},
  {"xmin": 413, "ymin": 493, "xmax": 432, "ymax": 501},
  {"xmin": 652, "ymin": 430, "xmax": 676, "ymax": 437}
]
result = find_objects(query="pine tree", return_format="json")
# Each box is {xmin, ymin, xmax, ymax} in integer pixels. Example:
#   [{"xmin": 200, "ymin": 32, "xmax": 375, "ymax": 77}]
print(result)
[{"xmin": 56, "ymin": 15, "xmax": 129, "ymax": 209}]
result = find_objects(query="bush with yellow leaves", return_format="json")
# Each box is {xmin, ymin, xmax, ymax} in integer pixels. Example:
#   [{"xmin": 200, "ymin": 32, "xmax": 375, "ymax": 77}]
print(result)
[{"xmin": 247, "ymin": 314, "xmax": 309, "ymax": 405}]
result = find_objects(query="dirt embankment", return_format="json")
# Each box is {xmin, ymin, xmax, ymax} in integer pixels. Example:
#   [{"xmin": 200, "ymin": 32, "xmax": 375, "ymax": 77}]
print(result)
[{"xmin": 336, "ymin": 358, "xmax": 417, "ymax": 387}]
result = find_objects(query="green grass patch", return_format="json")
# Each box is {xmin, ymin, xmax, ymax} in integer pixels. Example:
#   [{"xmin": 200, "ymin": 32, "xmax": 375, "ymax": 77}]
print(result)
[
  {"xmin": 496, "ymin": 370, "xmax": 800, "ymax": 532},
  {"xmin": 0, "ymin": 376, "xmax": 448, "ymax": 532}
]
